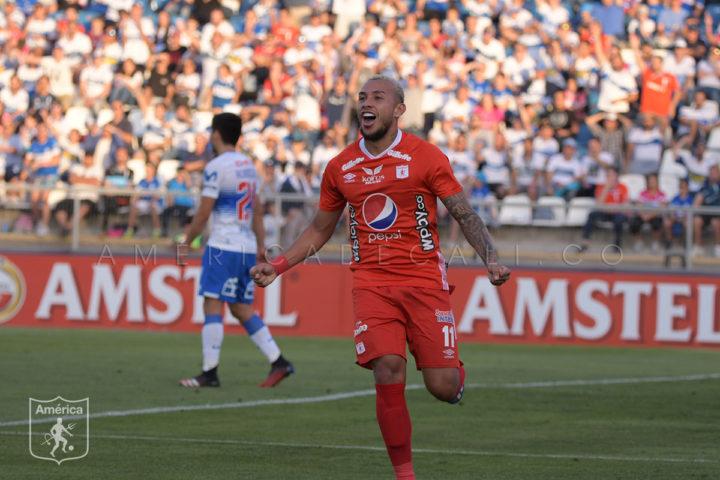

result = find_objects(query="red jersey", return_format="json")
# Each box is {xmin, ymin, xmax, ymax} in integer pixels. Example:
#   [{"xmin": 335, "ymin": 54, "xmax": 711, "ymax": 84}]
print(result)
[
  {"xmin": 319, "ymin": 131, "xmax": 463, "ymax": 289},
  {"xmin": 640, "ymin": 68, "xmax": 679, "ymax": 117}
]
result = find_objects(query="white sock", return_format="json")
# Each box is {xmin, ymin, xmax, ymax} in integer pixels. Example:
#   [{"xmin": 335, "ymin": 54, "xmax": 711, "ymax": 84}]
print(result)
[
  {"xmin": 249, "ymin": 326, "xmax": 281, "ymax": 363},
  {"xmin": 202, "ymin": 323, "xmax": 224, "ymax": 371}
]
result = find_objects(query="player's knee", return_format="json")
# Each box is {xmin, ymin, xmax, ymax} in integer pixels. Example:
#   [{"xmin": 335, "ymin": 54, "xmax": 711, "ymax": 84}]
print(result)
[{"xmin": 424, "ymin": 371, "xmax": 460, "ymax": 402}]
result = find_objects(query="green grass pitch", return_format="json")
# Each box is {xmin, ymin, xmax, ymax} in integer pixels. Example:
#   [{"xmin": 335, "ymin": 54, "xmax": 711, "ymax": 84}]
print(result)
[{"xmin": 0, "ymin": 328, "xmax": 718, "ymax": 479}]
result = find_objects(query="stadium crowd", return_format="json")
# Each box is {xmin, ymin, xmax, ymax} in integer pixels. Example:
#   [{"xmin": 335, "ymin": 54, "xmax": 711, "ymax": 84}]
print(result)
[{"xmin": 1, "ymin": 0, "xmax": 720, "ymax": 255}]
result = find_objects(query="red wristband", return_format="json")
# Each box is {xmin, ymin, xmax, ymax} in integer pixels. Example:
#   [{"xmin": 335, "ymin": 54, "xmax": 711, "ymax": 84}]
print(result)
[{"xmin": 270, "ymin": 254, "xmax": 290, "ymax": 275}]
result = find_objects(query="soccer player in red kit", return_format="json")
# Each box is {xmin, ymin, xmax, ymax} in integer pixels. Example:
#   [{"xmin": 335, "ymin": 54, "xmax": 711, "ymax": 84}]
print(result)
[{"xmin": 251, "ymin": 75, "xmax": 511, "ymax": 479}]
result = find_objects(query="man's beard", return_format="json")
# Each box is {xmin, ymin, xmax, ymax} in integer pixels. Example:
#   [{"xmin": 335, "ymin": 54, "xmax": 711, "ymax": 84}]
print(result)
[{"xmin": 360, "ymin": 120, "xmax": 390, "ymax": 142}]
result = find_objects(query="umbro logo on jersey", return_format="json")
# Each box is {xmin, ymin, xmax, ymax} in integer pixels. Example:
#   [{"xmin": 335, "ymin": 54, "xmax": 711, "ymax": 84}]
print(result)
[
  {"xmin": 388, "ymin": 150, "xmax": 412, "ymax": 161},
  {"xmin": 342, "ymin": 157, "xmax": 365, "ymax": 171},
  {"xmin": 343, "ymin": 173, "xmax": 356, "ymax": 183},
  {"xmin": 361, "ymin": 165, "xmax": 384, "ymax": 185}
]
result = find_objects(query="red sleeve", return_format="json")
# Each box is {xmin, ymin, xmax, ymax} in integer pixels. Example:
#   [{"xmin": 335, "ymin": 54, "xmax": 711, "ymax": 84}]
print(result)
[
  {"xmin": 423, "ymin": 143, "xmax": 464, "ymax": 199},
  {"xmin": 318, "ymin": 161, "xmax": 346, "ymax": 211}
]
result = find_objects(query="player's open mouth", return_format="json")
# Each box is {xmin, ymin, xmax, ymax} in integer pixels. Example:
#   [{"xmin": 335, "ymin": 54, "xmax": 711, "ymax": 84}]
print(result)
[{"xmin": 361, "ymin": 112, "xmax": 376, "ymax": 128}]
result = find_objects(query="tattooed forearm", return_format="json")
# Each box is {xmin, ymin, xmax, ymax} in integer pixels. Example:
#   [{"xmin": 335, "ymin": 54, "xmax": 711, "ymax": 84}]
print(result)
[{"xmin": 441, "ymin": 192, "xmax": 498, "ymax": 265}]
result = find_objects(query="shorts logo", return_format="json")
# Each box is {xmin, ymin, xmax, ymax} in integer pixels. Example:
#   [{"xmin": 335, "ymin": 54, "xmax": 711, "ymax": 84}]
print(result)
[
  {"xmin": 435, "ymin": 309, "xmax": 454, "ymax": 324},
  {"xmin": 363, "ymin": 193, "xmax": 397, "ymax": 231},
  {"xmin": 356, "ymin": 342, "xmax": 366, "ymax": 354},
  {"xmin": 0, "ymin": 256, "xmax": 25, "ymax": 324},
  {"xmin": 442, "ymin": 348, "xmax": 455, "ymax": 359},
  {"xmin": 353, "ymin": 321, "xmax": 368, "ymax": 337},
  {"xmin": 29, "ymin": 396, "xmax": 89, "ymax": 464},
  {"xmin": 396, "ymin": 165, "xmax": 409, "ymax": 179}
]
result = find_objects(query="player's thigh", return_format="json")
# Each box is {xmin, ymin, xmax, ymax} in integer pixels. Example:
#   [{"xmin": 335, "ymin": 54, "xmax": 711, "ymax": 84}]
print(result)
[
  {"xmin": 352, "ymin": 288, "xmax": 407, "ymax": 370},
  {"xmin": 401, "ymin": 287, "xmax": 461, "ymax": 370}
]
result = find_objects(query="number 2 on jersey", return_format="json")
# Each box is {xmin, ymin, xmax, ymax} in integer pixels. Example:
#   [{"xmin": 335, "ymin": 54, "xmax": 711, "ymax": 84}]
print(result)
[{"xmin": 236, "ymin": 182, "xmax": 255, "ymax": 221}]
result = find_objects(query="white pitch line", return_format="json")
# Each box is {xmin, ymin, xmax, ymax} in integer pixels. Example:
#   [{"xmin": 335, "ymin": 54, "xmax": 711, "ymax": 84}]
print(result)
[
  {"xmin": 2, "ymin": 373, "xmax": 718, "ymax": 428},
  {"xmin": 3, "ymin": 431, "xmax": 718, "ymax": 465}
]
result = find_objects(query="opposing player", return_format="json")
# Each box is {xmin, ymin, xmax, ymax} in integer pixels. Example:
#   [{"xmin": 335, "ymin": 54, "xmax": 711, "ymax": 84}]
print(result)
[
  {"xmin": 251, "ymin": 76, "xmax": 510, "ymax": 479},
  {"xmin": 178, "ymin": 113, "xmax": 294, "ymax": 388}
]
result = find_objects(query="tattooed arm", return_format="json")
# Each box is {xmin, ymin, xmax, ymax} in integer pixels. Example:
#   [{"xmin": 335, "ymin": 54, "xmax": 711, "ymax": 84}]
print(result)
[{"xmin": 441, "ymin": 192, "xmax": 511, "ymax": 286}]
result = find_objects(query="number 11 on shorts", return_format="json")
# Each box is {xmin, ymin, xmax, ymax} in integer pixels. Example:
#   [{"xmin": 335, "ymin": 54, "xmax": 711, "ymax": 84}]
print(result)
[{"xmin": 442, "ymin": 325, "xmax": 455, "ymax": 348}]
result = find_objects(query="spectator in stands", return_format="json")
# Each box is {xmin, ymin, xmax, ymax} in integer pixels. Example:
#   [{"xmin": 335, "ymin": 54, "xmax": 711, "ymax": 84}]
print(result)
[
  {"xmin": 145, "ymin": 53, "xmax": 175, "ymax": 107},
  {"xmin": 161, "ymin": 166, "xmax": 194, "ymax": 237},
  {"xmin": 626, "ymin": 114, "xmax": 664, "ymax": 175},
  {"xmin": 54, "ymin": 150, "xmax": 103, "ymax": 236},
  {"xmin": 0, "ymin": 75, "xmax": 29, "ymax": 121},
  {"xmin": 676, "ymin": 90, "xmax": 720, "ymax": 149},
  {"xmin": 692, "ymin": 164, "xmax": 720, "ymax": 257},
  {"xmin": 108, "ymin": 58, "xmax": 143, "ymax": 107},
  {"xmin": 57, "ymin": 18, "xmax": 92, "ymax": 73},
  {"xmin": 0, "ymin": 119, "xmax": 23, "ymax": 202},
  {"xmin": 446, "ymin": 132, "xmax": 476, "ymax": 189},
  {"xmin": 543, "ymin": 90, "xmax": 578, "ymax": 144},
  {"xmin": 42, "ymin": 47, "xmax": 74, "ymax": 112},
  {"xmin": 79, "ymin": 53, "xmax": 113, "ymax": 113},
  {"xmin": 579, "ymin": 137, "xmax": 615, "ymax": 197},
  {"xmin": 579, "ymin": 166, "xmax": 630, "ymax": 251},
  {"xmin": 657, "ymin": 0, "xmax": 689, "ymax": 36},
  {"xmin": 592, "ymin": 0, "xmax": 626, "ymax": 38},
  {"xmin": 97, "ymin": 24, "xmax": 123, "ymax": 69},
  {"xmin": 478, "ymin": 131, "xmax": 510, "ymax": 200},
  {"xmin": 531, "ymin": 122, "xmax": 560, "ymax": 193},
  {"xmin": 674, "ymin": 141, "xmax": 715, "ymax": 193},
  {"xmin": 101, "ymin": 145, "xmax": 134, "ymax": 234},
  {"xmin": 24, "ymin": 122, "xmax": 60, "ymax": 236},
  {"xmin": 663, "ymin": 178, "xmax": 694, "ymax": 249},
  {"xmin": 545, "ymin": 138, "xmax": 583, "ymax": 200},
  {"xmin": 592, "ymin": 23, "xmax": 638, "ymax": 114},
  {"xmin": 586, "ymin": 112, "xmax": 629, "ymax": 170},
  {"xmin": 120, "ymin": 3, "xmax": 155, "ymax": 68},
  {"xmin": 279, "ymin": 160, "xmax": 313, "ymax": 249},
  {"xmin": 124, "ymin": 161, "xmax": 162, "ymax": 239},
  {"xmin": 510, "ymin": 137, "xmax": 538, "ymax": 199},
  {"xmin": 142, "ymin": 102, "xmax": 172, "ymax": 153},
  {"xmin": 310, "ymin": 130, "xmax": 340, "ymax": 178},
  {"xmin": 629, "ymin": 173, "xmax": 667, "ymax": 252},
  {"xmin": 631, "ymin": 39, "xmax": 681, "ymax": 133},
  {"xmin": 472, "ymin": 93, "xmax": 504, "ymax": 149},
  {"xmin": 441, "ymin": 84, "xmax": 474, "ymax": 135}
]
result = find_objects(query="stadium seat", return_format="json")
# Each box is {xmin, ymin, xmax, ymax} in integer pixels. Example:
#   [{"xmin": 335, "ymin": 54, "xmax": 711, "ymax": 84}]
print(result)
[
  {"xmin": 498, "ymin": 194, "xmax": 532, "ymax": 225},
  {"xmin": 565, "ymin": 197, "xmax": 596, "ymax": 227},
  {"xmin": 157, "ymin": 159, "xmax": 180, "ymax": 185},
  {"xmin": 660, "ymin": 149, "xmax": 688, "ymax": 178},
  {"xmin": 659, "ymin": 174, "xmax": 680, "ymax": 200},
  {"xmin": 64, "ymin": 106, "xmax": 92, "ymax": 135},
  {"xmin": 619, "ymin": 174, "xmax": 646, "ymax": 201},
  {"xmin": 532, "ymin": 196, "xmax": 567, "ymax": 227},
  {"xmin": 127, "ymin": 158, "xmax": 147, "ymax": 183},
  {"xmin": 192, "ymin": 111, "xmax": 214, "ymax": 133},
  {"xmin": 95, "ymin": 108, "xmax": 114, "ymax": 127}
]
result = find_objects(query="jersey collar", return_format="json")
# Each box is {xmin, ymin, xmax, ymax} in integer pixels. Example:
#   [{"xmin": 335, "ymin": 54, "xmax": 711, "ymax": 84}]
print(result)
[{"xmin": 359, "ymin": 129, "xmax": 403, "ymax": 160}]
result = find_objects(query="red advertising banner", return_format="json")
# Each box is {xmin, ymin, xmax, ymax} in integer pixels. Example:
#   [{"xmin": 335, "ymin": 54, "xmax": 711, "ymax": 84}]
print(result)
[{"xmin": 0, "ymin": 252, "xmax": 718, "ymax": 348}]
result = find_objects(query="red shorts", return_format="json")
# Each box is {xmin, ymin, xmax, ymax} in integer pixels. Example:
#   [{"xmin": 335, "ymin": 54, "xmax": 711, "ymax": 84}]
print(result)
[{"xmin": 352, "ymin": 286, "xmax": 460, "ymax": 370}]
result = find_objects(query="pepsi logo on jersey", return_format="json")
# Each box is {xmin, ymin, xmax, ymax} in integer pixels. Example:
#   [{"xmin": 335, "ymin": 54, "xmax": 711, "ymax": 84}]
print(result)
[{"xmin": 363, "ymin": 193, "xmax": 397, "ymax": 231}]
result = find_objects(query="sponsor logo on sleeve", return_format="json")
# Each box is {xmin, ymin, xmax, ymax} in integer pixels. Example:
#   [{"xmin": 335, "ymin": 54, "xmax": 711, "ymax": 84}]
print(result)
[
  {"xmin": 348, "ymin": 205, "xmax": 360, "ymax": 262},
  {"xmin": 414, "ymin": 194, "xmax": 436, "ymax": 251}
]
